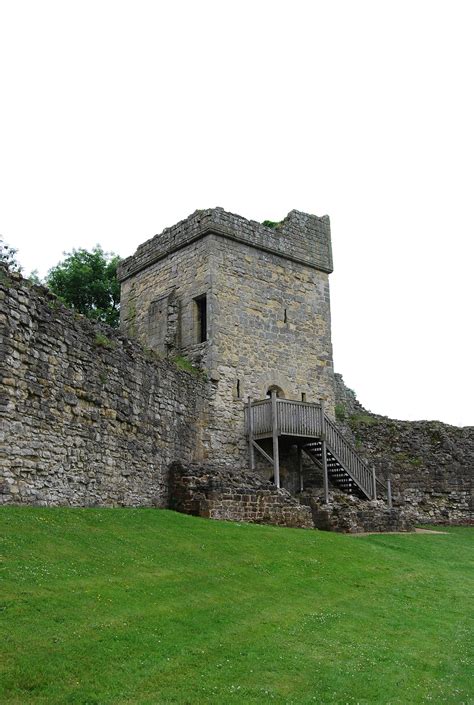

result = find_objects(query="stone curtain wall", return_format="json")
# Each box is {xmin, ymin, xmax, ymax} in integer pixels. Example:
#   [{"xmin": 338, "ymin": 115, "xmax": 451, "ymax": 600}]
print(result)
[
  {"xmin": 334, "ymin": 375, "xmax": 473, "ymax": 524},
  {"xmin": 334, "ymin": 373, "xmax": 366, "ymax": 418},
  {"xmin": 169, "ymin": 463, "xmax": 314, "ymax": 528},
  {"xmin": 0, "ymin": 268, "xmax": 209, "ymax": 507}
]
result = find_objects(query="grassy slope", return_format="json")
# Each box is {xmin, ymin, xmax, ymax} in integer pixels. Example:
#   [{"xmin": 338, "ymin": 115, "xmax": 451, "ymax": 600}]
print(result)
[{"xmin": 0, "ymin": 508, "xmax": 472, "ymax": 705}]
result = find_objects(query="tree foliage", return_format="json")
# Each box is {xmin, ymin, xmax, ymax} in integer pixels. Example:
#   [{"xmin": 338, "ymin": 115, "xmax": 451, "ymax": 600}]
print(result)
[
  {"xmin": 0, "ymin": 238, "xmax": 22, "ymax": 272},
  {"xmin": 46, "ymin": 246, "xmax": 121, "ymax": 327}
]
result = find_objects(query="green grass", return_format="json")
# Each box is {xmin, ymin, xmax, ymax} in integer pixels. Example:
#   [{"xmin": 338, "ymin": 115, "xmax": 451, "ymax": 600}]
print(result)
[{"xmin": 0, "ymin": 509, "xmax": 472, "ymax": 705}]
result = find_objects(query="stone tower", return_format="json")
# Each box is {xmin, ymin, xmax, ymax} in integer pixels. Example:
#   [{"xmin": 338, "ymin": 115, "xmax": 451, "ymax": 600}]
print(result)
[{"xmin": 117, "ymin": 207, "xmax": 335, "ymax": 472}]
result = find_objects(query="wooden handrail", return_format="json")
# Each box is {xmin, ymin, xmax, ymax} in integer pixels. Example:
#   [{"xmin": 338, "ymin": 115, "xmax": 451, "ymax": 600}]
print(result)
[
  {"xmin": 245, "ymin": 398, "xmax": 378, "ymax": 501},
  {"xmin": 323, "ymin": 415, "xmax": 374, "ymax": 498}
]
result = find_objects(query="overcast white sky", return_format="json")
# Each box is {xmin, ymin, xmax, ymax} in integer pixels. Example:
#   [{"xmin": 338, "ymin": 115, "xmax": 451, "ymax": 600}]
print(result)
[{"xmin": 1, "ymin": 1, "xmax": 473, "ymax": 426}]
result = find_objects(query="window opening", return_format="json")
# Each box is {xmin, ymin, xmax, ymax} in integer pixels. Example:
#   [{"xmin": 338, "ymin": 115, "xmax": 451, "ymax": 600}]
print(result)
[
  {"xmin": 284, "ymin": 308, "xmax": 287, "ymax": 323},
  {"xmin": 236, "ymin": 379, "xmax": 241, "ymax": 398},
  {"xmin": 301, "ymin": 393, "xmax": 306, "ymax": 402},
  {"xmin": 195, "ymin": 295, "xmax": 207, "ymax": 343}
]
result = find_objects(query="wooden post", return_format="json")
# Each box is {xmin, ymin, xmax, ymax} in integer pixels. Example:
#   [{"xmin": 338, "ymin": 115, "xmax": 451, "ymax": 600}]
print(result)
[
  {"xmin": 247, "ymin": 396, "xmax": 255, "ymax": 471},
  {"xmin": 372, "ymin": 467, "xmax": 377, "ymax": 500},
  {"xmin": 387, "ymin": 478, "xmax": 392, "ymax": 508},
  {"xmin": 320, "ymin": 400, "xmax": 329, "ymax": 504},
  {"xmin": 298, "ymin": 445, "xmax": 304, "ymax": 492},
  {"xmin": 321, "ymin": 439, "xmax": 329, "ymax": 504},
  {"xmin": 271, "ymin": 390, "xmax": 280, "ymax": 488}
]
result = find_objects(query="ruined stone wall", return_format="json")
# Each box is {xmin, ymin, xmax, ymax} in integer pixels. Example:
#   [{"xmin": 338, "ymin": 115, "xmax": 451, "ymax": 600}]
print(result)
[
  {"xmin": 334, "ymin": 375, "xmax": 473, "ymax": 524},
  {"xmin": 169, "ymin": 463, "xmax": 314, "ymax": 528},
  {"xmin": 300, "ymin": 491, "xmax": 414, "ymax": 533},
  {"xmin": 334, "ymin": 373, "xmax": 366, "ymax": 418},
  {"xmin": 0, "ymin": 267, "xmax": 210, "ymax": 507}
]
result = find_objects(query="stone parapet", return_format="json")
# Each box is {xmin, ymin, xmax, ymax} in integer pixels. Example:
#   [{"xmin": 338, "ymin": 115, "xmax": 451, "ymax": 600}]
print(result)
[{"xmin": 118, "ymin": 207, "xmax": 333, "ymax": 281}]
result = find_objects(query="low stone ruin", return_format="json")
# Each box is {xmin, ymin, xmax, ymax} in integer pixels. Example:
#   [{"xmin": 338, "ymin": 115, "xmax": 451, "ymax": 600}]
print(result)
[{"xmin": 168, "ymin": 463, "xmax": 314, "ymax": 529}]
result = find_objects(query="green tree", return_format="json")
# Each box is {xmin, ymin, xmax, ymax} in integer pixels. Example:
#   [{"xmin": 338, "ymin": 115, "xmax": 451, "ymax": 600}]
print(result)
[
  {"xmin": 0, "ymin": 238, "xmax": 22, "ymax": 272},
  {"xmin": 46, "ymin": 246, "xmax": 121, "ymax": 327}
]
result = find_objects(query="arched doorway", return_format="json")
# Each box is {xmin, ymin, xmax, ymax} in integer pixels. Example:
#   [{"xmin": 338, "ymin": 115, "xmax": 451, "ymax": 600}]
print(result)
[{"xmin": 266, "ymin": 385, "xmax": 285, "ymax": 399}]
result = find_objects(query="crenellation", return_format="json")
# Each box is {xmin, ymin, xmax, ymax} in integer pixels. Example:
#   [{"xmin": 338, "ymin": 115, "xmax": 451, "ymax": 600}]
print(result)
[{"xmin": 117, "ymin": 207, "xmax": 333, "ymax": 283}]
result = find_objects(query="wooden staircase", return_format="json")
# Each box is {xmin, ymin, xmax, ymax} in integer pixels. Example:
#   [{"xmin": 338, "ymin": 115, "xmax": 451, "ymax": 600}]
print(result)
[
  {"xmin": 303, "ymin": 414, "xmax": 376, "ymax": 500},
  {"xmin": 246, "ymin": 394, "xmax": 381, "ymax": 501},
  {"xmin": 303, "ymin": 441, "xmax": 369, "ymax": 499}
]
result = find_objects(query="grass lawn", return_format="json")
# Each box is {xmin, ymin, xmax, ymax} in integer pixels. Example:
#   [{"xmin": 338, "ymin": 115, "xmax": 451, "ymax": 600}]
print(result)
[{"xmin": 0, "ymin": 508, "xmax": 472, "ymax": 705}]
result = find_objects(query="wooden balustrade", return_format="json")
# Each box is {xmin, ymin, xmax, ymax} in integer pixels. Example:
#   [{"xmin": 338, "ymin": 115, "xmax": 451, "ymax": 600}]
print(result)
[
  {"xmin": 245, "ymin": 397, "xmax": 376, "ymax": 500},
  {"xmin": 245, "ymin": 398, "xmax": 324, "ymax": 438},
  {"xmin": 323, "ymin": 416, "xmax": 373, "ymax": 498}
]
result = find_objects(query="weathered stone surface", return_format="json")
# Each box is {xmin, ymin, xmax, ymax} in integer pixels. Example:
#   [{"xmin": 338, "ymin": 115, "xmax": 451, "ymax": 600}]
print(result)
[
  {"xmin": 300, "ymin": 490, "xmax": 415, "ymax": 533},
  {"xmin": 0, "ymin": 266, "xmax": 210, "ymax": 507},
  {"xmin": 334, "ymin": 375, "xmax": 473, "ymax": 525},
  {"xmin": 169, "ymin": 463, "xmax": 314, "ymax": 528}
]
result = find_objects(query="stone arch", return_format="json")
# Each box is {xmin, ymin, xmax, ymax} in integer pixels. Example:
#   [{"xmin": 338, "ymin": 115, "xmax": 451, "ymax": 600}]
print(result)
[
  {"xmin": 266, "ymin": 384, "xmax": 286, "ymax": 399},
  {"xmin": 256, "ymin": 373, "xmax": 290, "ymax": 401}
]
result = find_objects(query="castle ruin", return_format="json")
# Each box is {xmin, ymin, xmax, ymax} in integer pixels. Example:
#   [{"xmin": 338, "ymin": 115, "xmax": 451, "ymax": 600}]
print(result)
[{"xmin": 1, "ymin": 208, "xmax": 472, "ymax": 530}]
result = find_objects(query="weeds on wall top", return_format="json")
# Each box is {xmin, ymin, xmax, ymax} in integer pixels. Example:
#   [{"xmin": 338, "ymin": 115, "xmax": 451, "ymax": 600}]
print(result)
[
  {"xmin": 261, "ymin": 220, "xmax": 283, "ymax": 230},
  {"xmin": 172, "ymin": 355, "xmax": 205, "ymax": 378}
]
